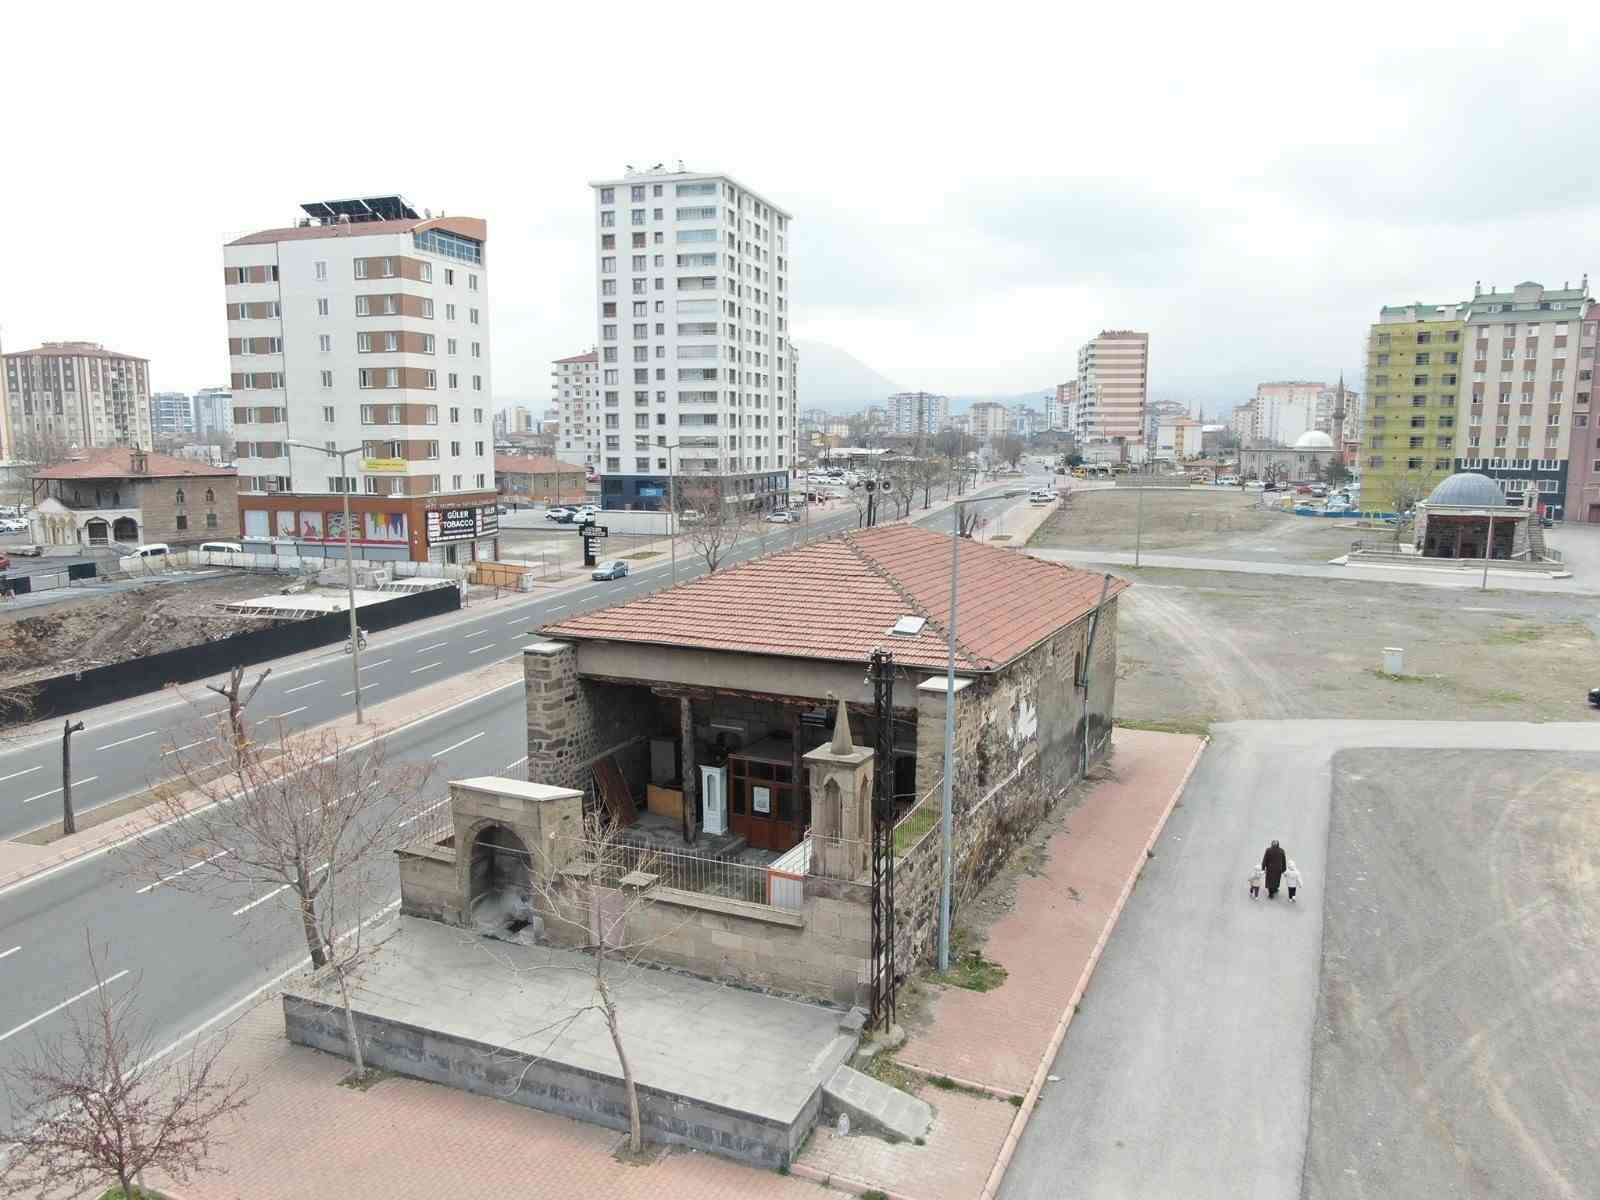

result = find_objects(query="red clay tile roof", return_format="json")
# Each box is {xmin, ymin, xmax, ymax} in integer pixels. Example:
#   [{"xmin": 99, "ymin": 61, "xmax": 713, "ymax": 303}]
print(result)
[
  {"xmin": 30, "ymin": 448, "xmax": 236, "ymax": 480},
  {"xmin": 553, "ymin": 351, "xmax": 598, "ymax": 365},
  {"xmin": 540, "ymin": 523, "xmax": 1128, "ymax": 672},
  {"xmin": 495, "ymin": 455, "xmax": 586, "ymax": 476}
]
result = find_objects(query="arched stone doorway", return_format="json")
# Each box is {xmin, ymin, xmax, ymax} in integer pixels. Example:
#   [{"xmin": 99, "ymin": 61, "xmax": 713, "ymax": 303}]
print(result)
[
  {"xmin": 112, "ymin": 516, "xmax": 138, "ymax": 543},
  {"xmin": 84, "ymin": 518, "xmax": 109, "ymax": 546},
  {"xmin": 468, "ymin": 824, "xmax": 533, "ymax": 933}
]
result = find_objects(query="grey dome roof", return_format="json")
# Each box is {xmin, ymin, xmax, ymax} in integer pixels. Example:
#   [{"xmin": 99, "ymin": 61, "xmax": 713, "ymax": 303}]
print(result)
[
  {"xmin": 1293, "ymin": 430, "xmax": 1334, "ymax": 449},
  {"xmin": 1426, "ymin": 472, "xmax": 1506, "ymax": 507}
]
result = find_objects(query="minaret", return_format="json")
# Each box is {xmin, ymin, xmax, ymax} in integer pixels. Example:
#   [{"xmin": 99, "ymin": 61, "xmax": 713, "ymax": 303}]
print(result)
[{"xmin": 1332, "ymin": 371, "xmax": 1346, "ymax": 443}]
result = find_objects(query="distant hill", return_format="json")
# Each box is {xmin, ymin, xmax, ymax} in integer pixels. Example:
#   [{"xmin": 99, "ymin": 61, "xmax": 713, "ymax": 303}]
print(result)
[
  {"xmin": 794, "ymin": 342, "xmax": 903, "ymax": 411},
  {"xmin": 948, "ymin": 389, "xmax": 1059, "ymax": 411}
]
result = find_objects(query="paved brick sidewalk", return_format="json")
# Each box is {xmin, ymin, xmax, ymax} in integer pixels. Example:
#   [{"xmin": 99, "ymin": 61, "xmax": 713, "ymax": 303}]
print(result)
[{"xmin": 795, "ymin": 728, "xmax": 1206, "ymax": 1200}]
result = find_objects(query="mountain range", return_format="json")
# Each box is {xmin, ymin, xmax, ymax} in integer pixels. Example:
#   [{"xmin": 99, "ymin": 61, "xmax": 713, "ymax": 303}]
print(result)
[{"xmin": 794, "ymin": 342, "xmax": 1057, "ymax": 413}]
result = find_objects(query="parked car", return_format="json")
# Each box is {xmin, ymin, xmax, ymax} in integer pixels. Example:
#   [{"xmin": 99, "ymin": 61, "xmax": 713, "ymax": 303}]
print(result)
[
  {"xmin": 1310, "ymin": 484, "xmax": 1328, "ymax": 497},
  {"xmin": 765, "ymin": 511, "xmax": 797, "ymax": 523},
  {"xmin": 591, "ymin": 560, "xmax": 630, "ymax": 581},
  {"xmin": 1588, "ymin": 685, "xmax": 1600, "ymax": 709},
  {"xmin": 0, "ymin": 553, "xmax": 9, "ymax": 571},
  {"xmin": 1217, "ymin": 475, "xmax": 1239, "ymax": 486},
  {"xmin": 1028, "ymin": 489, "xmax": 1055, "ymax": 504},
  {"xmin": 573, "ymin": 505, "xmax": 600, "ymax": 522},
  {"xmin": 199, "ymin": 541, "xmax": 244, "ymax": 555},
  {"xmin": 545, "ymin": 506, "xmax": 575, "ymax": 523},
  {"xmin": 11, "ymin": 544, "xmax": 43, "ymax": 557}
]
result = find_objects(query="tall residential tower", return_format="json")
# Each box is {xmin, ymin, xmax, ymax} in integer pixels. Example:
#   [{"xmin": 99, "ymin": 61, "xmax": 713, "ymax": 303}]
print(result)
[
  {"xmin": 1076, "ymin": 331, "xmax": 1149, "ymax": 452},
  {"xmin": 224, "ymin": 195, "xmax": 499, "ymax": 564},
  {"xmin": 2, "ymin": 341, "xmax": 153, "ymax": 453},
  {"xmin": 590, "ymin": 168, "xmax": 794, "ymax": 510}
]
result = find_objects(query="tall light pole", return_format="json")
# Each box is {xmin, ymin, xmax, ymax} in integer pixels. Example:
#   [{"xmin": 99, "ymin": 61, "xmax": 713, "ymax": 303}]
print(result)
[
  {"xmin": 1134, "ymin": 458, "xmax": 1147, "ymax": 568},
  {"xmin": 937, "ymin": 486, "xmax": 1028, "ymax": 971},
  {"xmin": 289, "ymin": 440, "xmax": 366, "ymax": 724},
  {"xmin": 666, "ymin": 440, "xmax": 679, "ymax": 587}
]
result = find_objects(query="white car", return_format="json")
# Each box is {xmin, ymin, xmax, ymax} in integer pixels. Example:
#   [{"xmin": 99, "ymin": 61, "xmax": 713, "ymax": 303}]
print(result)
[{"xmin": 765, "ymin": 511, "xmax": 797, "ymax": 523}]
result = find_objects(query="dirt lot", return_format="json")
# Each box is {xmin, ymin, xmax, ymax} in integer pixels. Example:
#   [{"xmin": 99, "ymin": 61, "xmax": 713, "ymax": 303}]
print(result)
[
  {"xmin": 0, "ymin": 574, "xmax": 299, "ymax": 685},
  {"xmin": 1114, "ymin": 568, "xmax": 1600, "ymax": 726},
  {"xmin": 1034, "ymin": 487, "xmax": 1368, "ymax": 563},
  {"xmin": 1306, "ymin": 749, "xmax": 1600, "ymax": 1199}
]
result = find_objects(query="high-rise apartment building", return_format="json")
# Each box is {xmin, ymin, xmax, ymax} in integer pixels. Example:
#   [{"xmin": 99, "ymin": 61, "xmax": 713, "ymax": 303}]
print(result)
[
  {"xmin": 1565, "ymin": 305, "xmax": 1600, "ymax": 522},
  {"xmin": 152, "ymin": 391, "xmax": 195, "ymax": 440},
  {"xmin": 968, "ymin": 401, "xmax": 1010, "ymax": 442},
  {"xmin": 590, "ymin": 168, "xmax": 794, "ymax": 511},
  {"xmin": 224, "ymin": 195, "xmax": 498, "ymax": 564},
  {"xmin": 1076, "ymin": 331, "xmax": 1149, "ymax": 447},
  {"xmin": 192, "ymin": 386, "xmax": 234, "ymax": 441},
  {"xmin": 553, "ymin": 350, "xmax": 599, "ymax": 468},
  {"xmin": 1251, "ymin": 381, "xmax": 1324, "ymax": 447},
  {"xmin": 1048, "ymin": 382, "xmax": 1077, "ymax": 432},
  {"xmin": 887, "ymin": 391, "xmax": 950, "ymax": 437},
  {"xmin": 1363, "ymin": 301, "xmax": 1465, "ymax": 511},
  {"xmin": 2, "ymin": 341, "xmax": 153, "ymax": 453},
  {"xmin": 1454, "ymin": 280, "xmax": 1589, "ymax": 518}
]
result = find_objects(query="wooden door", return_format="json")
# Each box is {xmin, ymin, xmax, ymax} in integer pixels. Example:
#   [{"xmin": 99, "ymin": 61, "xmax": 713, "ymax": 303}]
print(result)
[{"xmin": 728, "ymin": 757, "xmax": 804, "ymax": 852}]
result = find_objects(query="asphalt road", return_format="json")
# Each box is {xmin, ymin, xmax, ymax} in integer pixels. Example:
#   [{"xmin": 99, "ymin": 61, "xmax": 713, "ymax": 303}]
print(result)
[
  {"xmin": 1000, "ymin": 719, "xmax": 1600, "ymax": 1200},
  {"xmin": 0, "ymin": 480, "xmax": 1039, "ymax": 1128}
]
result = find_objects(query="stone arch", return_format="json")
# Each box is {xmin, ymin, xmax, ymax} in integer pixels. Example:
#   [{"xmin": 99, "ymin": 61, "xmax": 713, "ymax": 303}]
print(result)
[
  {"xmin": 857, "ymin": 777, "xmax": 872, "ymax": 842},
  {"xmin": 204, "ymin": 487, "xmax": 215, "ymax": 503},
  {"xmin": 174, "ymin": 488, "xmax": 186, "ymax": 505},
  {"xmin": 84, "ymin": 518, "xmax": 109, "ymax": 545},
  {"xmin": 467, "ymin": 822, "xmax": 533, "ymax": 930},
  {"xmin": 112, "ymin": 516, "xmax": 138, "ymax": 542},
  {"xmin": 822, "ymin": 777, "xmax": 842, "ymax": 838}
]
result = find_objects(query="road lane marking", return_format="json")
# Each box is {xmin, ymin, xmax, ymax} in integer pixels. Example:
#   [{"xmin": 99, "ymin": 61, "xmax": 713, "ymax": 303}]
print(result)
[
  {"xmin": 341, "ymin": 683, "xmax": 380, "ymax": 697},
  {"xmin": 505, "ymin": 616, "xmax": 532, "ymax": 626},
  {"xmin": 256, "ymin": 706, "xmax": 307, "ymax": 725},
  {"xmin": 0, "ymin": 765, "xmax": 43, "ymax": 784},
  {"xmin": 548, "ymin": 604, "xmax": 568, "ymax": 613},
  {"xmin": 410, "ymin": 661, "xmax": 442, "ymax": 674},
  {"xmin": 22, "ymin": 777, "xmax": 97, "ymax": 803},
  {"xmin": 432, "ymin": 732, "xmax": 486, "ymax": 758},
  {"xmin": 462, "ymin": 629, "xmax": 492, "ymax": 639},
  {"xmin": 0, "ymin": 946, "xmax": 18, "ymax": 962},
  {"xmin": 0, "ymin": 970, "xmax": 131, "ymax": 1044},
  {"xmin": 468, "ymin": 642, "xmax": 497, "ymax": 654},
  {"xmin": 233, "ymin": 862, "xmax": 326, "ymax": 916},
  {"xmin": 164, "ymin": 736, "xmax": 216, "ymax": 756},
  {"xmin": 95, "ymin": 730, "xmax": 158, "ymax": 751},
  {"xmin": 135, "ymin": 848, "xmax": 233, "ymax": 894},
  {"xmin": 398, "ymin": 799, "xmax": 448, "ymax": 827},
  {"xmin": 359, "ymin": 658, "xmax": 391, "ymax": 672},
  {"xmin": 416, "ymin": 642, "xmax": 448, "ymax": 654},
  {"xmin": 283, "ymin": 680, "xmax": 324, "ymax": 695}
]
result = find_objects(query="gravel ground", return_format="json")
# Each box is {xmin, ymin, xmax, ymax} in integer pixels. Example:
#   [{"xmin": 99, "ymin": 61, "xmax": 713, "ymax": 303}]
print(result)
[
  {"xmin": 1306, "ymin": 749, "xmax": 1600, "ymax": 1199},
  {"xmin": 1115, "ymin": 568, "xmax": 1600, "ymax": 725},
  {"xmin": 1035, "ymin": 488, "xmax": 1367, "ymax": 563}
]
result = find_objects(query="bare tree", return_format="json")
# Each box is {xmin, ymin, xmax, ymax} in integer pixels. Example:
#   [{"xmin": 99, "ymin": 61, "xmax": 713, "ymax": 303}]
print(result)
[
  {"xmin": 913, "ymin": 459, "xmax": 946, "ymax": 510},
  {"xmin": 9, "ymin": 424, "xmax": 76, "ymax": 469},
  {"xmin": 0, "ymin": 681, "xmax": 38, "ymax": 737},
  {"xmin": 0, "ymin": 936, "xmax": 249, "ymax": 1199},
  {"xmin": 129, "ymin": 718, "xmax": 434, "ymax": 1076},
  {"xmin": 993, "ymin": 434, "xmax": 1026, "ymax": 469},
  {"xmin": 477, "ymin": 814, "xmax": 677, "ymax": 1156},
  {"xmin": 204, "ymin": 664, "xmax": 272, "ymax": 766},
  {"xmin": 958, "ymin": 505, "xmax": 983, "ymax": 538},
  {"xmin": 676, "ymin": 479, "xmax": 748, "ymax": 574}
]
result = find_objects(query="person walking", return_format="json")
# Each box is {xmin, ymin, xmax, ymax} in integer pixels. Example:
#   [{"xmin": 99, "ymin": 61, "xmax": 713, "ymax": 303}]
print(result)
[
  {"xmin": 1284, "ymin": 859, "xmax": 1302, "ymax": 903},
  {"xmin": 1261, "ymin": 840, "xmax": 1288, "ymax": 899}
]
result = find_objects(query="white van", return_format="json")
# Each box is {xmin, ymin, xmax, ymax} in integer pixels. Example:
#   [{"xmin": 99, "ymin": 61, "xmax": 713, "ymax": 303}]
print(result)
[
  {"xmin": 199, "ymin": 541, "xmax": 244, "ymax": 555},
  {"xmin": 133, "ymin": 543, "xmax": 171, "ymax": 558}
]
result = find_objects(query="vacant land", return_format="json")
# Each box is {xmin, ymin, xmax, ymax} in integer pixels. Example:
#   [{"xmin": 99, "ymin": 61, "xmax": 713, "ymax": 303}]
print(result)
[
  {"xmin": 1306, "ymin": 749, "xmax": 1599, "ymax": 1199},
  {"xmin": 0, "ymin": 574, "xmax": 300, "ymax": 684},
  {"xmin": 1034, "ymin": 487, "xmax": 1366, "ymax": 563},
  {"xmin": 1114, "ymin": 568, "xmax": 1599, "ymax": 725}
]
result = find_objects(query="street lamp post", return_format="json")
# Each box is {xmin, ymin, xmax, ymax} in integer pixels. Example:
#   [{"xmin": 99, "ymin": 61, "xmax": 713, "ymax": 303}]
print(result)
[
  {"xmin": 937, "ymin": 486, "xmax": 1028, "ymax": 972},
  {"xmin": 666, "ymin": 441, "xmax": 678, "ymax": 587},
  {"xmin": 289, "ymin": 441, "xmax": 366, "ymax": 724}
]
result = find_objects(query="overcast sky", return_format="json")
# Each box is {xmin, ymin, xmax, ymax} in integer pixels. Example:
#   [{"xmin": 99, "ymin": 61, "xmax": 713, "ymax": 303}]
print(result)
[{"xmin": 3, "ymin": 4, "xmax": 1598, "ymax": 413}]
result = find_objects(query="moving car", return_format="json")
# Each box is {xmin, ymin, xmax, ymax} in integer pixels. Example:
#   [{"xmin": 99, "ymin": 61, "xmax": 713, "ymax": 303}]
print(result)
[
  {"xmin": 1028, "ymin": 489, "xmax": 1055, "ymax": 504},
  {"xmin": 199, "ymin": 541, "xmax": 244, "ymax": 555},
  {"xmin": 545, "ymin": 506, "xmax": 575, "ymax": 522},
  {"xmin": 11, "ymin": 544, "xmax": 43, "ymax": 557},
  {"xmin": 765, "ymin": 510, "xmax": 797, "ymax": 523},
  {"xmin": 573, "ymin": 505, "xmax": 600, "ymax": 523},
  {"xmin": 1588, "ymin": 685, "xmax": 1600, "ymax": 709},
  {"xmin": 591, "ymin": 560, "xmax": 630, "ymax": 581}
]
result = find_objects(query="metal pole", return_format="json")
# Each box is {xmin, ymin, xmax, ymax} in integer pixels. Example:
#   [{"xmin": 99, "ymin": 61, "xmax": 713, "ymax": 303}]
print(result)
[
  {"xmin": 668, "ymin": 444, "xmax": 677, "ymax": 587},
  {"xmin": 1134, "ymin": 461, "xmax": 1146, "ymax": 568},
  {"xmin": 340, "ymin": 449, "xmax": 364, "ymax": 724},
  {"xmin": 939, "ymin": 498, "xmax": 960, "ymax": 972},
  {"xmin": 62, "ymin": 718, "xmax": 84, "ymax": 836},
  {"xmin": 1481, "ymin": 509, "xmax": 1495, "ymax": 591}
]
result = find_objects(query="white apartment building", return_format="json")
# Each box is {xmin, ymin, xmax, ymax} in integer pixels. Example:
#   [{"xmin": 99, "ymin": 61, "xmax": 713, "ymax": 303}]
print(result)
[
  {"xmin": 1155, "ymin": 415, "xmax": 1203, "ymax": 461},
  {"xmin": 968, "ymin": 401, "xmax": 1010, "ymax": 442},
  {"xmin": 1251, "ymin": 381, "xmax": 1324, "ymax": 447},
  {"xmin": 1455, "ymin": 279, "xmax": 1590, "ymax": 514},
  {"xmin": 152, "ymin": 391, "xmax": 194, "ymax": 440},
  {"xmin": 887, "ymin": 391, "xmax": 950, "ymax": 437},
  {"xmin": 224, "ymin": 195, "xmax": 498, "ymax": 564},
  {"xmin": 2, "ymin": 341, "xmax": 154, "ymax": 452},
  {"xmin": 591, "ymin": 168, "xmax": 794, "ymax": 510},
  {"xmin": 1076, "ymin": 330, "xmax": 1149, "ymax": 446},
  {"xmin": 192, "ymin": 386, "xmax": 234, "ymax": 441},
  {"xmin": 553, "ymin": 350, "xmax": 600, "ymax": 468}
]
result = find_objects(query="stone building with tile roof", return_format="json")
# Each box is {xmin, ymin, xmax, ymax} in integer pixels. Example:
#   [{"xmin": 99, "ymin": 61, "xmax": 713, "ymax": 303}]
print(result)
[
  {"xmin": 517, "ymin": 523, "xmax": 1127, "ymax": 981},
  {"xmin": 29, "ymin": 447, "xmax": 238, "ymax": 547}
]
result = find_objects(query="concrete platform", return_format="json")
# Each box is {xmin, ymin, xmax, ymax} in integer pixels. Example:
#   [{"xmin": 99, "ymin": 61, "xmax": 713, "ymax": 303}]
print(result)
[{"xmin": 283, "ymin": 916, "xmax": 857, "ymax": 1167}]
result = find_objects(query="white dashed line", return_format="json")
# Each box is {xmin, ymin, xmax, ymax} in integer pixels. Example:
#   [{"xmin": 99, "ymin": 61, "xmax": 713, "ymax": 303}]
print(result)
[
  {"xmin": 283, "ymin": 680, "xmax": 324, "ymax": 695},
  {"xmin": 410, "ymin": 662, "xmax": 442, "ymax": 674},
  {"xmin": 462, "ymin": 630, "xmax": 491, "ymax": 639},
  {"xmin": 96, "ymin": 730, "xmax": 158, "ymax": 751},
  {"xmin": 256, "ymin": 706, "xmax": 307, "ymax": 725},
  {"xmin": 416, "ymin": 642, "xmax": 448, "ymax": 654},
  {"xmin": 0, "ymin": 765, "xmax": 43, "ymax": 784},
  {"xmin": 468, "ymin": 642, "xmax": 497, "ymax": 654},
  {"xmin": 164, "ymin": 736, "xmax": 216, "ymax": 756},
  {"xmin": 432, "ymin": 732, "xmax": 486, "ymax": 758},
  {"xmin": 232, "ymin": 863, "xmax": 326, "ymax": 917},
  {"xmin": 0, "ymin": 971, "xmax": 131, "ymax": 1044},
  {"xmin": 135, "ymin": 849, "xmax": 233, "ymax": 895},
  {"xmin": 22, "ymin": 777, "xmax": 97, "ymax": 803},
  {"xmin": 359, "ymin": 659, "xmax": 391, "ymax": 672},
  {"xmin": 0, "ymin": 946, "xmax": 18, "ymax": 962}
]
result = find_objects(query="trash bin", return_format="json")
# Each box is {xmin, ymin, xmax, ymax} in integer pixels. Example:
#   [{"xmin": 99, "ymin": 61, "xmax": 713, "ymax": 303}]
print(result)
[{"xmin": 1382, "ymin": 647, "xmax": 1405, "ymax": 675}]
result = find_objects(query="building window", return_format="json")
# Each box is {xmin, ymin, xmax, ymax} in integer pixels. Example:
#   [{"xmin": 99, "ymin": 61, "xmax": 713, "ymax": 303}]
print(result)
[
  {"xmin": 314, "ymin": 260, "xmax": 328, "ymax": 281},
  {"xmin": 448, "ymin": 372, "xmax": 459, "ymax": 389},
  {"xmin": 175, "ymin": 514, "xmax": 188, "ymax": 531},
  {"xmin": 321, "ymin": 370, "xmax": 334, "ymax": 388},
  {"xmin": 355, "ymin": 296, "xmax": 370, "ymax": 317},
  {"xmin": 354, "ymin": 260, "xmax": 368, "ymax": 279},
  {"xmin": 469, "ymin": 308, "xmax": 479, "ymax": 325},
  {"xmin": 316, "ymin": 298, "xmax": 330, "ymax": 317},
  {"xmin": 472, "ymin": 375, "xmax": 482, "ymax": 391}
]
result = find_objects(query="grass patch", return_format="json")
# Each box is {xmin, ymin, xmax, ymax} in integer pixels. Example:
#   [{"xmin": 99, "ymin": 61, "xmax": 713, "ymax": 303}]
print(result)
[
  {"xmin": 932, "ymin": 947, "xmax": 1008, "ymax": 992},
  {"xmin": 1371, "ymin": 670, "xmax": 1433, "ymax": 685},
  {"xmin": 863, "ymin": 1051, "xmax": 920, "ymax": 1094},
  {"xmin": 98, "ymin": 1190, "xmax": 170, "ymax": 1200},
  {"xmin": 863, "ymin": 1192, "xmax": 890, "ymax": 1200},
  {"xmin": 893, "ymin": 802, "xmax": 939, "ymax": 854},
  {"xmin": 1115, "ymin": 716, "xmax": 1213, "ymax": 737},
  {"xmin": 620, "ymin": 550, "xmax": 662, "ymax": 561},
  {"xmin": 1483, "ymin": 626, "xmax": 1544, "ymax": 645}
]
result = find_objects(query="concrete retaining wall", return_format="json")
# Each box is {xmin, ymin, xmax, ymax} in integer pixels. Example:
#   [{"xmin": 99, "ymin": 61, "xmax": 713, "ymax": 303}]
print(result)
[{"xmin": 282, "ymin": 994, "xmax": 810, "ymax": 1168}]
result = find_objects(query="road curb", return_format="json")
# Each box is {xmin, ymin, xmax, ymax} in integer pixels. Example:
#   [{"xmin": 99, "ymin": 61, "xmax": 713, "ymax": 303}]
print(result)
[{"xmin": 975, "ymin": 733, "xmax": 1210, "ymax": 1200}]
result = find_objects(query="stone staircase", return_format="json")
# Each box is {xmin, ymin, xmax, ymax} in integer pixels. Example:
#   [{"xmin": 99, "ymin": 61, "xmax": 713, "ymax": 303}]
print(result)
[{"xmin": 821, "ymin": 1064, "xmax": 934, "ymax": 1144}]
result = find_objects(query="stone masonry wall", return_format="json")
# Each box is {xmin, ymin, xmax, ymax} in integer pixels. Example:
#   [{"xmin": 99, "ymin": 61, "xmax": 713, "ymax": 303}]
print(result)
[
  {"xmin": 895, "ymin": 599, "xmax": 1119, "ymax": 971},
  {"xmin": 524, "ymin": 643, "xmax": 660, "ymax": 798}
]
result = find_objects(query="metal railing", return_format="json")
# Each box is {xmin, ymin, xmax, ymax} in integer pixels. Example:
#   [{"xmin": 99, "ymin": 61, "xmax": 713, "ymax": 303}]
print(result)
[{"xmin": 611, "ymin": 841, "xmax": 774, "ymax": 907}]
